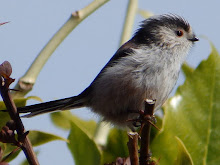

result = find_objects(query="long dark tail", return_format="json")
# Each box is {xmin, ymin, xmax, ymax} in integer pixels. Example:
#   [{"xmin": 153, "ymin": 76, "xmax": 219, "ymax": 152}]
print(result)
[{"xmin": 18, "ymin": 95, "xmax": 87, "ymax": 117}]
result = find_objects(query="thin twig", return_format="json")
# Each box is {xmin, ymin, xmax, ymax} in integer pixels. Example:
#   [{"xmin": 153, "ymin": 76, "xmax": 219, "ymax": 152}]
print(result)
[
  {"xmin": 139, "ymin": 99, "xmax": 155, "ymax": 165},
  {"xmin": 0, "ymin": 61, "xmax": 39, "ymax": 165},
  {"xmin": 127, "ymin": 132, "xmax": 139, "ymax": 165},
  {"xmin": 0, "ymin": 22, "xmax": 9, "ymax": 26},
  {"xmin": 1, "ymin": 147, "xmax": 20, "ymax": 162}
]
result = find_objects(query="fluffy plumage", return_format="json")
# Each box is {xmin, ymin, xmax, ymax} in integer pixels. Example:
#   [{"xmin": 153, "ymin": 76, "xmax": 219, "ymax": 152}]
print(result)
[{"xmin": 17, "ymin": 14, "xmax": 198, "ymax": 127}]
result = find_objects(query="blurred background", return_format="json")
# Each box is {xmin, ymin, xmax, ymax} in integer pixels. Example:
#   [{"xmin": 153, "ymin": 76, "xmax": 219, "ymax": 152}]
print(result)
[{"xmin": 0, "ymin": 0, "xmax": 218, "ymax": 164}]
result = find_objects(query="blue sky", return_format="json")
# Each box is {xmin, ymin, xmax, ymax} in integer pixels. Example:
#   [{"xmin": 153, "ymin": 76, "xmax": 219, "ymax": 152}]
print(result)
[{"xmin": 0, "ymin": 0, "xmax": 219, "ymax": 164}]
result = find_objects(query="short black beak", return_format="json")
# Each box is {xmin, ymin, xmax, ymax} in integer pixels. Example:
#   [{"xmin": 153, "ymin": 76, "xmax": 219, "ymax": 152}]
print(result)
[{"xmin": 189, "ymin": 37, "xmax": 199, "ymax": 42}]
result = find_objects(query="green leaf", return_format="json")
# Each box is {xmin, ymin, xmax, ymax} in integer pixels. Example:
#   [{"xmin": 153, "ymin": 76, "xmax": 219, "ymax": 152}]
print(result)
[
  {"xmin": 0, "ymin": 143, "xmax": 20, "ymax": 162},
  {"xmin": 0, "ymin": 96, "xmax": 42, "ymax": 162},
  {"xmin": 0, "ymin": 96, "xmax": 42, "ymax": 128},
  {"xmin": 0, "ymin": 101, "xmax": 6, "ymax": 110},
  {"xmin": 50, "ymin": 111, "xmax": 71, "ymax": 130},
  {"xmin": 68, "ymin": 122, "xmax": 101, "ymax": 165},
  {"xmin": 174, "ymin": 136, "xmax": 194, "ymax": 165},
  {"xmin": 151, "ymin": 43, "xmax": 220, "ymax": 164},
  {"xmin": 0, "ymin": 111, "xmax": 10, "ymax": 130},
  {"xmin": 0, "ymin": 96, "xmax": 42, "ymax": 110},
  {"xmin": 181, "ymin": 62, "xmax": 194, "ymax": 77},
  {"xmin": 28, "ymin": 130, "xmax": 68, "ymax": 146},
  {"xmin": 50, "ymin": 111, "xmax": 97, "ymax": 137},
  {"xmin": 150, "ymin": 115, "xmax": 162, "ymax": 143},
  {"xmin": 14, "ymin": 96, "xmax": 42, "ymax": 108},
  {"xmin": 0, "ymin": 130, "xmax": 66, "ymax": 162},
  {"xmin": 102, "ymin": 128, "xmax": 128, "ymax": 164}
]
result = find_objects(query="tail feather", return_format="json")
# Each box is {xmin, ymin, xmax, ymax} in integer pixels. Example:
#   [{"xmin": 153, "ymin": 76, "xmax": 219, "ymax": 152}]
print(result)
[{"xmin": 18, "ymin": 95, "xmax": 86, "ymax": 117}]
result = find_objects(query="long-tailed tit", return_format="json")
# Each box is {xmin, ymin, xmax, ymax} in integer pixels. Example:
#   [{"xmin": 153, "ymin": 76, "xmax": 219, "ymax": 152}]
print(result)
[{"xmin": 18, "ymin": 14, "xmax": 198, "ymax": 127}]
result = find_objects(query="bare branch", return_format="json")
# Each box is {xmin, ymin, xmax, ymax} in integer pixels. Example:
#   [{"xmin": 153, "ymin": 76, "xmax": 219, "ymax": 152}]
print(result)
[
  {"xmin": 0, "ymin": 61, "xmax": 39, "ymax": 165},
  {"xmin": 127, "ymin": 132, "xmax": 139, "ymax": 165},
  {"xmin": 139, "ymin": 99, "xmax": 156, "ymax": 165}
]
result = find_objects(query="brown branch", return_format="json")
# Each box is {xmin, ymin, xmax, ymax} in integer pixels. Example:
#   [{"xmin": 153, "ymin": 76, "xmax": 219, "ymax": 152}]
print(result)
[
  {"xmin": 1, "ymin": 147, "xmax": 20, "ymax": 162},
  {"xmin": 127, "ymin": 132, "xmax": 139, "ymax": 165},
  {"xmin": 139, "ymin": 99, "xmax": 156, "ymax": 165},
  {"xmin": 0, "ymin": 61, "xmax": 39, "ymax": 165}
]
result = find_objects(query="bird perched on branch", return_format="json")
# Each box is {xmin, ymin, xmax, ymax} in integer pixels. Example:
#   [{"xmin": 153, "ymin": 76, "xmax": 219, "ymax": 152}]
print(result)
[{"xmin": 17, "ymin": 14, "xmax": 198, "ymax": 127}]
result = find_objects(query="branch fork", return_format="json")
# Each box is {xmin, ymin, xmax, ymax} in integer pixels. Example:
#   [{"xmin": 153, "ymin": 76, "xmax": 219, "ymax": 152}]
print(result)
[{"xmin": 127, "ymin": 99, "xmax": 157, "ymax": 165}]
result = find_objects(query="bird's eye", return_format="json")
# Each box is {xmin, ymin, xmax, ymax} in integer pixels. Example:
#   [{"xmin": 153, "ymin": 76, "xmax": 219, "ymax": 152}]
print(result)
[{"xmin": 176, "ymin": 30, "xmax": 184, "ymax": 37}]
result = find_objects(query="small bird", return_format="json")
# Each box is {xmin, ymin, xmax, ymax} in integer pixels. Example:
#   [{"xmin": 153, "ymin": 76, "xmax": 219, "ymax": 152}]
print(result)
[{"xmin": 18, "ymin": 14, "xmax": 198, "ymax": 127}]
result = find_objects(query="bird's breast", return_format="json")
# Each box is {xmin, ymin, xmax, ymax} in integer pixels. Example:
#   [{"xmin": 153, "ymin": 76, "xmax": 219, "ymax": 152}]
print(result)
[{"xmin": 89, "ymin": 49, "xmax": 181, "ymax": 126}]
